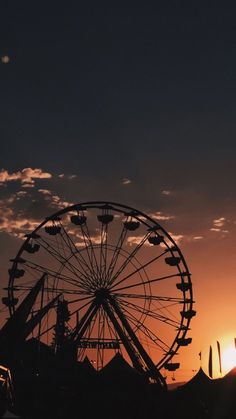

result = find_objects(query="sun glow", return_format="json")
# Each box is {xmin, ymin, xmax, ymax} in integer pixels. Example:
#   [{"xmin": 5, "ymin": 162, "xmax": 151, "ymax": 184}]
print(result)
[{"xmin": 222, "ymin": 346, "xmax": 236, "ymax": 374}]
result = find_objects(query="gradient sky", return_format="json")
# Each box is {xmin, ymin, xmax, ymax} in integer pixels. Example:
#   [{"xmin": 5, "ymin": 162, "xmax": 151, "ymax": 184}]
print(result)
[{"xmin": 1, "ymin": 3, "xmax": 236, "ymax": 382}]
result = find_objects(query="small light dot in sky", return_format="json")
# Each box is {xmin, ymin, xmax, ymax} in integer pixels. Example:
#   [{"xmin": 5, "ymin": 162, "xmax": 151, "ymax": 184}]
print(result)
[{"xmin": 1, "ymin": 55, "xmax": 10, "ymax": 64}]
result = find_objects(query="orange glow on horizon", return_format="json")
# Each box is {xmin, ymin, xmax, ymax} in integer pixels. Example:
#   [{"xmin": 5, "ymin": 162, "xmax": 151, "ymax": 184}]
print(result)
[{"xmin": 221, "ymin": 345, "xmax": 236, "ymax": 375}]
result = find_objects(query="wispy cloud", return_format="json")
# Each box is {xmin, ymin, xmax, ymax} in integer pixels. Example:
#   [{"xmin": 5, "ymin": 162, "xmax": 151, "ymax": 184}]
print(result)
[
  {"xmin": 38, "ymin": 189, "xmax": 52, "ymax": 196},
  {"xmin": 148, "ymin": 211, "xmax": 175, "ymax": 221},
  {"xmin": 50, "ymin": 194, "xmax": 74, "ymax": 209},
  {"xmin": 0, "ymin": 203, "xmax": 39, "ymax": 239},
  {"xmin": 38, "ymin": 188, "xmax": 75, "ymax": 209},
  {"xmin": 58, "ymin": 173, "xmax": 77, "ymax": 180},
  {"xmin": 0, "ymin": 170, "xmax": 75, "ymax": 239},
  {"xmin": 127, "ymin": 235, "xmax": 149, "ymax": 246},
  {"xmin": 167, "ymin": 232, "xmax": 184, "ymax": 245},
  {"xmin": 213, "ymin": 217, "xmax": 226, "ymax": 228},
  {"xmin": 161, "ymin": 190, "xmax": 172, "ymax": 196},
  {"xmin": 122, "ymin": 178, "xmax": 131, "ymax": 185},
  {"xmin": 0, "ymin": 168, "xmax": 52, "ymax": 187},
  {"xmin": 210, "ymin": 216, "xmax": 229, "ymax": 235}
]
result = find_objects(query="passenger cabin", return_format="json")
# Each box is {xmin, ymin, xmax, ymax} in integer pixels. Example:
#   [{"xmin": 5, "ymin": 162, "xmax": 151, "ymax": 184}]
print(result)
[
  {"xmin": 70, "ymin": 215, "xmax": 87, "ymax": 225},
  {"xmin": 45, "ymin": 225, "xmax": 61, "ymax": 235},
  {"xmin": 24, "ymin": 243, "xmax": 40, "ymax": 253},
  {"xmin": 180, "ymin": 309, "xmax": 196, "ymax": 319},
  {"xmin": 176, "ymin": 337, "xmax": 192, "ymax": 346},
  {"xmin": 164, "ymin": 362, "xmax": 180, "ymax": 371},
  {"xmin": 165, "ymin": 256, "xmax": 181, "ymax": 266},
  {"xmin": 2, "ymin": 297, "xmax": 18, "ymax": 307},
  {"xmin": 97, "ymin": 214, "xmax": 114, "ymax": 224},
  {"xmin": 176, "ymin": 282, "xmax": 191, "ymax": 292},
  {"xmin": 148, "ymin": 235, "xmax": 164, "ymax": 245},
  {"xmin": 8, "ymin": 268, "xmax": 24, "ymax": 278},
  {"xmin": 123, "ymin": 221, "xmax": 140, "ymax": 231}
]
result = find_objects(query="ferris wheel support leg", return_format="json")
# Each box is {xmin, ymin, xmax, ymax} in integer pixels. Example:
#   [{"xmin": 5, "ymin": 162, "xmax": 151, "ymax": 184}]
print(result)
[
  {"xmin": 107, "ymin": 295, "xmax": 167, "ymax": 389},
  {"xmin": 102, "ymin": 299, "xmax": 145, "ymax": 375},
  {"xmin": 72, "ymin": 298, "xmax": 101, "ymax": 344}
]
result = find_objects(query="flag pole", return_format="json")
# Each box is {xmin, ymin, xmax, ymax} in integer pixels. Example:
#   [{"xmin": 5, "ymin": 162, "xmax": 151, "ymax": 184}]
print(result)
[
  {"xmin": 208, "ymin": 345, "xmax": 213, "ymax": 378},
  {"xmin": 217, "ymin": 340, "xmax": 222, "ymax": 377}
]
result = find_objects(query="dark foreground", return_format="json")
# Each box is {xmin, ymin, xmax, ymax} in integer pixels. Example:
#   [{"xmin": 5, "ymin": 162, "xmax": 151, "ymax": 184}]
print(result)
[
  {"xmin": 8, "ymin": 372, "xmax": 236, "ymax": 419},
  {"xmin": 3, "ymin": 342, "xmax": 236, "ymax": 419}
]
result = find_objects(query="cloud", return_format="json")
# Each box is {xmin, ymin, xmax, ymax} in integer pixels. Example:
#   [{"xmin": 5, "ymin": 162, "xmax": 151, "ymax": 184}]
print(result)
[
  {"xmin": 50, "ymin": 194, "xmax": 74, "ymax": 210},
  {"xmin": 58, "ymin": 173, "xmax": 77, "ymax": 180},
  {"xmin": 210, "ymin": 217, "xmax": 230, "ymax": 235},
  {"xmin": 122, "ymin": 178, "xmax": 131, "ymax": 185},
  {"xmin": 148, "ymin": 211, "xmax": 175, "ymax": 221},
  {"xmin": 38, "ymin": 189, "xmax": 52, "ymax": 196},
  {"xmin": 167, "ymin": 232, "xmax": 184, "ymax": 245},
  {"xmin": 126, "ymin": 235, "xmax": 149, "ymax": 246},
  {"xmin": 161, "ymin": 190, "xmax": 171, "ymax": 196},
  {"xmin": 193, "ymin": 236, "xmax": 203, "ymax": 240},
  {"xmin": 16, "ymin": 191, "xmax": 28, "ymax": 198},
  {"xmin": 0, "ymin": 168, "xmax": 52, "ymax": 187},
  {"xmin": 22, "ymin": 183, "xmax": 35, "ymax": 188},
  {"xmin": 213, "ymin": 217, "xmax": 226, "ymax": 228},
  {"xmin": 0, "ymin": 204, "xmax": 38, "ymax": 239},
  {"xmin": 0, "ymin": 173, "xmax": 74, "ymax": 239}
]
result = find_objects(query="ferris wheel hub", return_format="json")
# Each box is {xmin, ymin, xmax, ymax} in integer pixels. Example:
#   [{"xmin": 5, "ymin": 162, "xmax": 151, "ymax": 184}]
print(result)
[{"xmin": 94, "ymin": 288, "xmax": 110, "ymax": 301}]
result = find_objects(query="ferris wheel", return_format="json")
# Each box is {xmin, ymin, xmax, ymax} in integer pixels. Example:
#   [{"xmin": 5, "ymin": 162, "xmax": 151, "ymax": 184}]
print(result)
[{"xmin": 5, "ymin": 201, "xmax": 195, "ymax": 387}]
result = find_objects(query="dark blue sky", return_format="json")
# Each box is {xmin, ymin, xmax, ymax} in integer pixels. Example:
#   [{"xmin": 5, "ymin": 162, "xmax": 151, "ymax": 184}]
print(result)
[{"xmin": 1, "ymin": 3, "xmax": 236, "ymax": 182}]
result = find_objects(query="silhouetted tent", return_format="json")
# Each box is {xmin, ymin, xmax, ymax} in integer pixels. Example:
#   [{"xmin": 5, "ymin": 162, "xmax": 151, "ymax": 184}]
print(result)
[
  {"xmin": 214, "ymin": 366, "xmax": 236, "ymax": 397},
  {"xmin": 178, "ymin": 367, "xmax": 212, "ymax": 392},
  {"xmin": 98, "ymin": 352, "xmax": 146, "ymax": 387},
  {"xmin": 81, "ymin": 356, "xmax": 97, "ymax": 375},
  {"xmin": 221, "ymin": 366, "xmax": 236, "ymax": 382},
  {"xmin": 72, "ymin": 356, "xmax": 98, "ymax": 385}
]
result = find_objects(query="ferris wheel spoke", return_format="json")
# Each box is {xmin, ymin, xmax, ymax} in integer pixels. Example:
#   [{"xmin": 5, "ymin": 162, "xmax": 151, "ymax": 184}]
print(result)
[
  {"xmin": 80, "ymin": 305, "xmax": 100, "ymax": 344},
  {"xmin": 120, "ymin": 304, "xmax": 170, "ymax": 352},
  {"xmin": 112, "ymin": 272, "xmax": 180, "ymax": 293},
  {"xmin": 105, "ymin": 310, "xmax": 118, "ymax": 342},
  {"xmin": 110, "ymin": 249, "xmax": 169, "ymax": 290},
  {"xmin": 79, "ymin": 224, "xmax": 100, "ymax": 277},
  {"xmin": 38, "ymin": 323, "xmax": 56, "ymax": 338},
  {"xmin": 118, "ymin": 298, "xmax": 180, "ymax": 328},
  {"xmin": 59, "ymin": 223, "xmax": 96, "ymax": 282},
  {"xmin": 35, "ymin": 236, "xmax": 91, "ymax": 285},
  {"xmin": 13, "ymin": 285, "xmax": 89, "ymax": 296},
  {"xmin": 108, "ymin": 232, "xmax": 150, "ymax": 287},
  {"xmin": 22, "ymin": 259, "xmax": 91, "ymax": 292},
  {"xmin": 69, "ymin": 298, "xmax": 95, "ymax": 318},
  {"xmin": 113, "ymin": 292, "xmax": 185, "ymax": 304},
  {"xmin": 66, "ymin": 295, "xmax": 94, "ymax": 305},
  {"xmin": 105, "ymin": 226, "xmax": 127, "ymax": 284},
  {"xmin": 151, "ymin": 299, "xmax": 180, "ymax": 323},
  {"xmin": 98, "ymin": 223, "xmax": 108, "ymax": 286}
]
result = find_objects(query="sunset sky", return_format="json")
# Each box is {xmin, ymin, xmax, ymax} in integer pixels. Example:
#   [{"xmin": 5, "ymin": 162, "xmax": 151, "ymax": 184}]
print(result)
[{"xmin": 1, "ymin": 3, "xmax": 236, "ymax": 383}]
